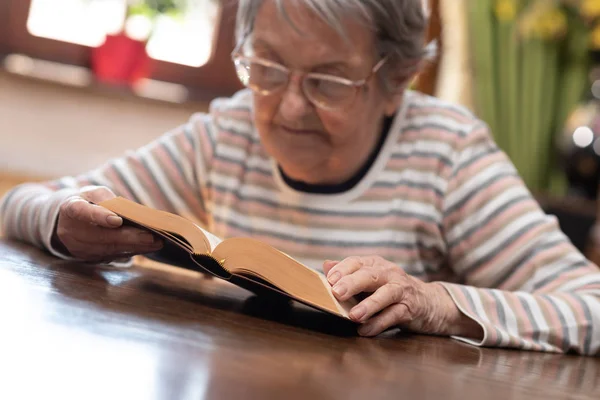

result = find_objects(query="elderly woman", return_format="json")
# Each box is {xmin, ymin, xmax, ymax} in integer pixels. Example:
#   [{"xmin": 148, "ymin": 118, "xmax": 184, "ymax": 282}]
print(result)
[{"xmin": 1, "ymin": 0, "xmax": 599, "ymax": 355}]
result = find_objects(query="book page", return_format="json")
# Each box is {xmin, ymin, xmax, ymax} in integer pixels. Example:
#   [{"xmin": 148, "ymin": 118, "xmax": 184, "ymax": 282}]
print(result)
[
  {"xmin": 195, "ymin": 225, "xmax": 223, "ymax": 252},
  {"xmin": 98, "ymin": 197, "xmax": 211, "ymax": 254},
  {"xmin": 212, "ymin": 238, "xmax": 354, "ymax": 318}
]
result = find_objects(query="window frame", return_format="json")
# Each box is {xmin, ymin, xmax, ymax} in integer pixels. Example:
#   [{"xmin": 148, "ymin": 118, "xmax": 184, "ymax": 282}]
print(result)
[{"xmin": 414, "ymin": 0, "xmax": 442, "ymax": 96}]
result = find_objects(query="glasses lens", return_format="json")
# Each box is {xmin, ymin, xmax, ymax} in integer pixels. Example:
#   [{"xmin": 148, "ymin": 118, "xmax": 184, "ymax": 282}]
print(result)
[
  {"xmin": 303, "ymin": 77, "xmax": 356, "ymax": 109},
  {"xmin": 234, "ymin": 58, "xmax": 288, "ymax": 94}
]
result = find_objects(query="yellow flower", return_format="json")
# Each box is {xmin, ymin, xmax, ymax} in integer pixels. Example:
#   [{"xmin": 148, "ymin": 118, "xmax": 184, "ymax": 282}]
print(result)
[
  {"xmin": 495, "ymin": 0, "xmax": 517, "ymax": 22},
  {"xmin": 581, "ymin": 0, "xmax": 600, "ymax": 19},
  {"xmin": 527, "ymin": 7, "xmax": 567, "ymax": 40},
  {"xmin": 592, "ymin": 23, "xmax": 600, "ymax": 49}
]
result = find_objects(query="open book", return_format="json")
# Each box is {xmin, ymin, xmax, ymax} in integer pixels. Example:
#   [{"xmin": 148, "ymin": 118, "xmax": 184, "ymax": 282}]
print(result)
[{"xmin": 98, "ymin": 197, "xmax": 355, "ymax": 319}]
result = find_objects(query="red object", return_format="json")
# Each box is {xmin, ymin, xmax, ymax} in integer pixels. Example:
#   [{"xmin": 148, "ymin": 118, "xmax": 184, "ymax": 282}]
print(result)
[{"xmin": 91, "ymin": 32, "xmax": 151, "ymax": 86}]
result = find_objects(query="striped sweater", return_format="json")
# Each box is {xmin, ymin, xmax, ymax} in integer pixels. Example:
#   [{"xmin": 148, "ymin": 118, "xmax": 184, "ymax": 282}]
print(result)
[{"xmin": 2, "ymin": 89, "xmax": 599, "ymax": 355}]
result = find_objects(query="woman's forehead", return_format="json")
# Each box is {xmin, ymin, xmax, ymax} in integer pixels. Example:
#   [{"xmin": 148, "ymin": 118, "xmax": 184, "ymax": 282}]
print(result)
[{"xmin": 251, "ymin": 0, "xmax": 376, "ymax": 68}]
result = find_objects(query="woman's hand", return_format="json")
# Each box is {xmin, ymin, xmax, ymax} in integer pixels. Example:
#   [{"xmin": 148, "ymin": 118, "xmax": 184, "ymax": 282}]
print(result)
[
  {"xmin": 52, "ymin": 186, "xmax": 163, "ymax": 263},
  {"xmin": 323, "ymin": 256, "xmax": 482, "ymax": 338}
]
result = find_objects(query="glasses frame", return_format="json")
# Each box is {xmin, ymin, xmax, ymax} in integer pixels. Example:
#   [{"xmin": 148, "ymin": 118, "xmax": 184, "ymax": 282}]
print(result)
[{"xmin": 231, "ymin": 44, "xmax": 388, "ymax": 110}]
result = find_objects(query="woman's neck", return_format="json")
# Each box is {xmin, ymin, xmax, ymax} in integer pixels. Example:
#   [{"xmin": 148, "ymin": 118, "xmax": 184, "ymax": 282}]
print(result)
[{"xmin": 279, "ymin": 115, "xmax": 394, "ymax": 194}]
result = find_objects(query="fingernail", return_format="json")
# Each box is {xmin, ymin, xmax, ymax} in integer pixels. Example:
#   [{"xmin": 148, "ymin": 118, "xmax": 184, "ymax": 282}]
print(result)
[
  {"xmin": 106, "ymin": 215, "xmax": 122, "ymax": 227},
  {"xmin": 328, "ymin": 271, "xmax": 341, "ymax": 285},
  {"xmin": 350, "ymin": 305, "xmax": 366, "ymax": 321},
  {"xmin": 358, "ymin": 324, "xmax": 374, "ymax": 336},
  {"xmin": 139, "ymin": 232, "xmax": 156, "ymax": 244},
  {"xmin": 333, "ymin": 283, "xmax": 347, "ymax": 297}
]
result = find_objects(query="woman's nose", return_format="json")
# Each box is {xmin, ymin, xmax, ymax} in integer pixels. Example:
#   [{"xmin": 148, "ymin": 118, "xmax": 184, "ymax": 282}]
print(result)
[{"xmin": 277, "ymin": 73, "xmax": 313, "ymax": 120}]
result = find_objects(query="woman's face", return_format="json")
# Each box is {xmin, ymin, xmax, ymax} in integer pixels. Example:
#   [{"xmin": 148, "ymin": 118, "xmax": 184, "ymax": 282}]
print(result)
[{"xmin": 250, "ymin": 0, "xmax": 402, "ymax": 185}]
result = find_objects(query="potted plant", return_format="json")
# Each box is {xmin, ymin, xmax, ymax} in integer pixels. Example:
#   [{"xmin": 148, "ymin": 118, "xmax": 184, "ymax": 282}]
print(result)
[
  {"xmin": 90, "ymin": 0, "xmax": 190, "ymax": 86},
  {"xmin": 466, "ymin": 0, "xmax": 600, "ymax": 195}
]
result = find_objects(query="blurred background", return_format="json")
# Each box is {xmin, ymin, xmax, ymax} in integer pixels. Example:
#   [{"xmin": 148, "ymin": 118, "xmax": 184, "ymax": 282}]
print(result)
[{"xmin": 1, "ymin": 0, "xmax": 600, "ymax": 258}]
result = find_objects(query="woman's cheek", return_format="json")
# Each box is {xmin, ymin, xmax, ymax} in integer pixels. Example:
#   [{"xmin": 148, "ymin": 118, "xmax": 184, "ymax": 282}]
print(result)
[
  {"xmin": 253, "ymin": 94, "xmax": 279, "ymax": 124},
  {"xmin": 317, "ymin": 111, "xmax": 348, "ymax": 141}
]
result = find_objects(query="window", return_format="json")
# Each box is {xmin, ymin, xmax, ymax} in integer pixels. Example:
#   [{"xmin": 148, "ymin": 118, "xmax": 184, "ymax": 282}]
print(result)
[
  {"xmin": 26, "ymin": 0, "xmax": 219, "ymax": 67},
  {"xmin": 27, "ymin": 0, "xmax": 127, "ymax": 48},
  {"xmin": 0, "ymin": 0, "xmax": 242, "ymax": 101}
]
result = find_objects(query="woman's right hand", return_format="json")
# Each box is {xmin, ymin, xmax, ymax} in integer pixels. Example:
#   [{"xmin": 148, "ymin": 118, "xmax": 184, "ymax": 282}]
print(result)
[{"xmin": 52, "ymin": 186, "xmax": 163, "ymax": 263}]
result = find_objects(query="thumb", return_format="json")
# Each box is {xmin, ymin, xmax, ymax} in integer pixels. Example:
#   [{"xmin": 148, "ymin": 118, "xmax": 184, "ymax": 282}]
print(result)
[
  {"xmin": 79, "ymin": 186, "xmax": 117, "ymax": 203},
  {"xmin": 78, "ymin": 186, "xmax": 122, "ymax": 228}
]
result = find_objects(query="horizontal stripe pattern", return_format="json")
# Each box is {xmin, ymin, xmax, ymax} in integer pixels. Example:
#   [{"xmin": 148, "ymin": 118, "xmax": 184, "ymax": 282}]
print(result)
[{"xmin": 1, "ymin": 89, "xmax": 599, "ymax": 355}]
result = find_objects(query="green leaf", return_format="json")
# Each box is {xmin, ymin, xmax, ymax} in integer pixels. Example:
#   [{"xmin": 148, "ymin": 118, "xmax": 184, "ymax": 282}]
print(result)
[
  {"xmin": 128, "ymin": 0, "xmax": 189, "ymax": 17},
  {"xmin": 128, "ymin": 3, "xmax": 158, "ymax": 18},
  {"xmin": 467, "ymin": 0, "xmax": 499, "ymax": 139}
]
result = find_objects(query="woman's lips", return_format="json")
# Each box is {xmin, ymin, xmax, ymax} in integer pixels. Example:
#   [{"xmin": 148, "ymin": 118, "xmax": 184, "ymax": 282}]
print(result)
[{"xmin": 280, "ymin": 126, "xmax": 321, "ymax": 136}]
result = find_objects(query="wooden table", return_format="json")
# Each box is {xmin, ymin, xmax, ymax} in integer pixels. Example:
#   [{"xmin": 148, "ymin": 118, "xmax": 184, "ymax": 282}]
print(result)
[{"xmin": 1, "ymin": 240, "xmax": 598, "ymax": 400}]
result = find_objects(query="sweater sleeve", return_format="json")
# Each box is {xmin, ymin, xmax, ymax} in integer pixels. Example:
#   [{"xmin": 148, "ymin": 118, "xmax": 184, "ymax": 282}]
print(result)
[
  {"xmin": 440, "ymin": 122, "xmax": 600, "ymax": 356},
  {"xmin": 0, "ymin": 112, "xmax": 217, "ymax": 260}
]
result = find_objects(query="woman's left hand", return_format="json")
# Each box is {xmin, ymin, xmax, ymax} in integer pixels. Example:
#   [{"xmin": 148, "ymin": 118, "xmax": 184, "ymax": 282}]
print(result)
[{"xmin": 323, "ymin": 256, "xmax": 482, "ymax": 338}]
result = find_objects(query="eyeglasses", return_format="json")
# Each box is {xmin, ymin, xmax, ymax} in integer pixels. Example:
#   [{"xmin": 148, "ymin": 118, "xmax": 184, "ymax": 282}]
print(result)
[{"xmin": 231, "ymin": 51, "xmax": 388, "ymax": 111}]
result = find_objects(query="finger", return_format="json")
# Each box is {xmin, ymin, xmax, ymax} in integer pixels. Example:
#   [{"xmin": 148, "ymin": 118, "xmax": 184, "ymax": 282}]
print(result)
[
  {"xmin": 349, "ymin": 284, "xmax": 401, "ymax": 323},
  {"xmin": 326, "ymin": 256, "xmax": 364, "ymax": 285},
  {"xmin": 332, "ymin": 266, "xmax": 389, "ymax": 301},
  {"xmin": 63, "ymin": 197, "xmax": 122, "ymax": 228},
  {"xmin": 358, "ymin": 303, "xmax": 410, "ymax": 337},
  {"xmin": 322, "ymin": 260, "xmax": 340, "ymax": 276}
]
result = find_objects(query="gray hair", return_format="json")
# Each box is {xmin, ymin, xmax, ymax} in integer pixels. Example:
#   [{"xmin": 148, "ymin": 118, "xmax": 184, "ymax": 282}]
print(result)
[{"xmin": 235, "ymin": 0, "xmax": 434, "ymax": 92}]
